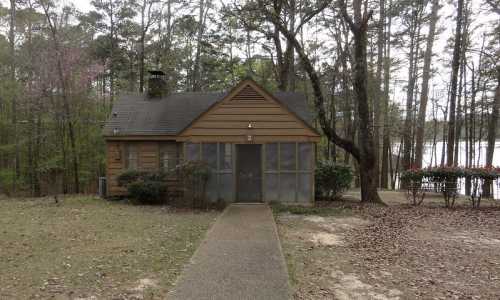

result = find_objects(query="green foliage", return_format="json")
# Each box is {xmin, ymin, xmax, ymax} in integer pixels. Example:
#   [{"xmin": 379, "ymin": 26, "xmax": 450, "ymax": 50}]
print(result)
[
  {"xmin": 315, "ymin": 162, "xmax": 353, "ymax": 200},
  {"xmin": 117, "ymin": 170, "xmax": 149, "ymax": 187},
  {"xmin": 127, "ymin": 180, "xmax": 167, "ymax": 205},
  {"xmin": 270, "ymin": 202, "xmax": 351, "ymax": 216},
  {"xmin": 0, "ymin": 169, "xmax": 15, "ymax": 195},
  {"xmin": 175, "ymin": 160, "xmax": 212, "ymax": 208},
  {"xmin": 117, "ymin": 170, "xmax": 168, "ymax": 205},
  {"xmin": 117, "ymin": 170, "xmax": 168, "ymax": 187},
  {"xmin": 175, "ymin": 160, "xmax": 211, "ymax": 185}
]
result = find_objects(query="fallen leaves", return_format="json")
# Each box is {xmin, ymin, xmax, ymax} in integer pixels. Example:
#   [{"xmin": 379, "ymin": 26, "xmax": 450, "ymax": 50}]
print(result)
[{"xmin": 278, "ymin": 201, "xmax": 500, "ymax": 299}]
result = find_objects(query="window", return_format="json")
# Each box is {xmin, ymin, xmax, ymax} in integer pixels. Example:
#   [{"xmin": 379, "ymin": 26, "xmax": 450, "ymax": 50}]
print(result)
[
  {"xmin": 265, "ymin": 143, "xmax": 278, "ymax": 171},
  {"xmin": 187, "ymin": 142, "xmax": 235, "ymax": 203},
  {"xmin": 126, "ymin": 143, "xmax": 138, "ymax": 170},
  {"xmin": 280, "ymin": 143, "xmax": 296, "ymax": 171},
  {"xmin": 202, "ymin": 143, "xmax": 217, "ymax": 170},
  {"xmin": 298, "ymin": 143, "xmax": 313, "ymax": 171},
  {"xmin": 263, "ymin": 142, "xmax": 314, "ymax": 203},
  {"xmin": 186, "ymin": 142, "xmax": 200, "ymax": 161},
  {"xmin": 160, "ymin": 143, "xmax": 179, "ymax": 171},
  {"xmin": 219, "ymin": 143, "xmax": 232, "ymax": 170}
]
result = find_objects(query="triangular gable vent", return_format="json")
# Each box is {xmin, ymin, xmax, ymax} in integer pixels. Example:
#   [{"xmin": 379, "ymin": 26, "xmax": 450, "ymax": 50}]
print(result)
[{"xmin": 230, "ymin": 84, "xmax": 266, "ymax": 102}]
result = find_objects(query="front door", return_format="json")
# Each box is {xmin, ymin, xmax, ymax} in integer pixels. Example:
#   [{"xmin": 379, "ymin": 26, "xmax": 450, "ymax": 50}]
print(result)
[{"xmin": 236, "ymin": 144, "xmax": 262, "ymax": 202}]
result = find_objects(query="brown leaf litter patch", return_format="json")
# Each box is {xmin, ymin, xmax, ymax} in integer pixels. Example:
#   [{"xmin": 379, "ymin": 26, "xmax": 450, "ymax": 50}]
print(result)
[{"xmin": 277, "ymin": 204, "xmax": 500, "ymax": 299}]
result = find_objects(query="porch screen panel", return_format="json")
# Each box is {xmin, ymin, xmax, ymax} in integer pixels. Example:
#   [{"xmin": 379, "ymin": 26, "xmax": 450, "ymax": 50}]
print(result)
[
  {"xmin": 265, "ymin": 143, "xmax": 278, "ymax": 171},
  {"xmin": 298, "ymin": 143, "xmax": 313, "ymax": 171},
  {"xmin": 186, "ymin": 142, "xmax": 200, "ymax": 161},
  {"xmin": 219, "ymin": 143, "xmax": 232, "ymax": 171},
  {"xmin": 219, "ymin": 173, "xmax": 234, "ymax": 202},
  {"xmin": 202, "ymin": 143, "xmax": 217, "ymax": 169},
  {"xmin": 298, "ymin": 173, "xmax": 312, "ymax": 203},
  {"xmin": 264, "ymin": 142, "xmax": 314, "ymax": 203},
  {"xmin": 264, "ymin": 143, "xmax": 279, "ymax": 201},
  {"xmin": 218, "ymin": 143, "xmax": 234, "ymax": 201},
  {"xmin": 297, "ymin": 143, "xmax": 314, "ymax": 203},
  {"xmin": 280, "ymin": 143, "xmax": 296, "ymax": 171},
  {"xmin": 280, "ymin": 173, "xmax": 296, "ymax": 202},
  {"xmin": 279, "ymin": 143, "xmax": 297, "ymax": 202},
  {"xmin": 201, "ymin": 143, "xmax": 218, "ymax": 202},
  {"xmin": 194, "ymin": 143, "xmax": 234, "ymax": 202},
  {"xmin": 264, "ymin": 173, "xmax": 279, "ymax": 201},
  {"xmin": 206, "ymin": 174, "xmax": 218, "ymax": 202}
]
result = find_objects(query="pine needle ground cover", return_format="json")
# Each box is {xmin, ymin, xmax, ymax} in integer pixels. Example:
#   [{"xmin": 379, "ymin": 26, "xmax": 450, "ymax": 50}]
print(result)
[
  {"xmin": 0, "ymin": 196, "xmax": 217, "ymax": 299},
  {"xmin": 275, "ymin": 191, "xmax": 500, "ymax": 299}
]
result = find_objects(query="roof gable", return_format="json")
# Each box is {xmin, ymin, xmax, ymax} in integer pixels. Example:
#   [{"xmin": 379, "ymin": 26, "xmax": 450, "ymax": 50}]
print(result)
[
  {"xmin": 103, "ymin": 79, "xmax": 318, "ymax": 139},
  {"xmin": 178, "ymin": 80, "xmax": 320, "ymax": 140}
]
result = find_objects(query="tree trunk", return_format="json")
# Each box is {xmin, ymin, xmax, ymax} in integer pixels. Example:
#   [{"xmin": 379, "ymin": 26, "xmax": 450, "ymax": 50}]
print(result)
[
  {"xmin": 287, "ymin": 0, "xmax": 296, "ymax": 91},
  {"xmin": 483, "ymin": 67, "xmax": 500, "ymax": 197},
  {"xmin": 352, "ymin": 19, "xmax": 382, "ymax": 203},
  {"xmin": 414, "ymin": 0, "xmax": 440, "ymax": 168},
  {"xmin": 446, "ymin": 0, "xmax": 465, "ymax": 166},
  {"xmin": 41, "ymin": 3, "xmax": 80, "ymax": 194},
  {"xmin": 9, "ymin": 0, "xmax": 19, "ymax": 194},
  {"xmin": 373, "ymin": 0, "xmax": 385, "ymax": 187},
  {"xmin": 343, "ymin": 0, "xmax": 383, "ymax": 203},
  {"xmin": 139, "ymin": 34, "xmax": 145, "ymax": 93},
  {"xmin": 192, "ymin": 0, "xmax": 205, "ymax": 91},
  {"xmin": 380, "ymin": 0, "xmax": 392, "ymax": 188},
  {"xmin": 109, "ymin": 0, "xmax": 116, "ymax": 105},
  {"xmin": 402, "ymin": 6, "xmax": 422, "ymax": 174}
]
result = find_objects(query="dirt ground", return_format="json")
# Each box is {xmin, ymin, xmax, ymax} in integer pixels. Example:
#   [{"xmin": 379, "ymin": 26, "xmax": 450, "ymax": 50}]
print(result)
[
  {"xmin": 276, "ymin": 191, "xmax": 500, "ymax": 299},
  {"xmin": 0, "ymin": 196, "xmax": 217, "ymax": 299}
]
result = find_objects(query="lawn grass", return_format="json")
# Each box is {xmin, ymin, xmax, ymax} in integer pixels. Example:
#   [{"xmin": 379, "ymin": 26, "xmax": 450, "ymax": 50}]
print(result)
[
  {"xmin": 0, "ymin": 195, "xmax": 217, "ymax": 299},
  {"xmin": 270, "ymin": 202, "xmax": 352, "ymax": 217}
]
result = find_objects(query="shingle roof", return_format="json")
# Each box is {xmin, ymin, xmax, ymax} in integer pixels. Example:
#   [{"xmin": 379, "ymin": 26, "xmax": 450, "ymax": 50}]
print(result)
[{"xmin": 103, "ymin": 90, "xmax": 314, "ymax": 136}]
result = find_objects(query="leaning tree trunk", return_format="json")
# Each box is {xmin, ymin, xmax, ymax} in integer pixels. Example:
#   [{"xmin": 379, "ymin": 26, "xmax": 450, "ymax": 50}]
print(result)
[
  {"xmin": 262, "ymin": 0, "xmax": 382, "ymax": 203},
  {"xmin": 339, "ymin": 0, "xmax": 383, "ymax": 203},
  {"xmin": 483, "ymin": 67, "xmax": 500, "ymax": 197},
  {"xmin": 351, "ymin": 15, "xmax": 382, "ymax": 203},
  {"xmin": 414, "ymin": 0, "xmax": 440, "ymax": 168}
]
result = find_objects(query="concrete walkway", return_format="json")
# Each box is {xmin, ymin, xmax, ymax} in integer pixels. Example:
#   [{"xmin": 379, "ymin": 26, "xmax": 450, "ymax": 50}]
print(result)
[{"xmin": 168, "ymin": 204, "xmax": 291, "ymax": 300}]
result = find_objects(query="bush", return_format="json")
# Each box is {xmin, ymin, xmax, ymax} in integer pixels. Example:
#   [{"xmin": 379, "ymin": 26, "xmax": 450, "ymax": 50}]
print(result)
[
  {"xmin": 400, "ymin": 166, "xmax": 500, "ymax": 183},
  {"xmin": 175, "ymin": 160, "xmax": 212, "ymax": 208},
  {"xmin": 117, "ymin": 170, "xmax": 148, "ymax": 187},
  {"xmin": 400, "ymin": 166, "xmax": 500, "ymax": 208},
  {"xmin": 117, "ymin": 170, "xmax": 168, "ymax": 205},
  {"xmin": 315, "ymin": 162, "xmax": 353, "ymax": 200},
  {"xmin": 127, "ymin": 180, "xmax": 167, "ymax": 205},
  {"xmin": 117, "ymin": 170, "xmax": 169, "ymax": 187}
]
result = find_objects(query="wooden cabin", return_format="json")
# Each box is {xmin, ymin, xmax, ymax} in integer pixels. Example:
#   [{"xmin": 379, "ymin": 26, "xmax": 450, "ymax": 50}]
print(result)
[{"xmin": 103, "ymin": 75, "xmax": 320, "ymax": 204}]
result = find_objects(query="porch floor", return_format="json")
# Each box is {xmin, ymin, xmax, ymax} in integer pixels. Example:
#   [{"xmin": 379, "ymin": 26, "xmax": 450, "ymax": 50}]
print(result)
[{"xmin": 167, "ymin": 204, "xmax": 291, "ymax": 300}]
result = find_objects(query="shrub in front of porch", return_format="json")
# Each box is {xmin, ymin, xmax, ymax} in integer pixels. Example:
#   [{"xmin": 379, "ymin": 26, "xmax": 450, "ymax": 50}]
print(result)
[
  {"xmin": 175, "ymin": 160, "xmax": 212, "ymax": 208},
  {"xmin": 315, "ymin": 162, "xmax": 353, "ymax": 200}
]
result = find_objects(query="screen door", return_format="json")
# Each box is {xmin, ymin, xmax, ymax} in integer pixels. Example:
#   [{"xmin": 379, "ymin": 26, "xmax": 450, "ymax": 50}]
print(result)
[{"xmin": 236, "ymin": 144, "xmax": 262, "ymax": 202}]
